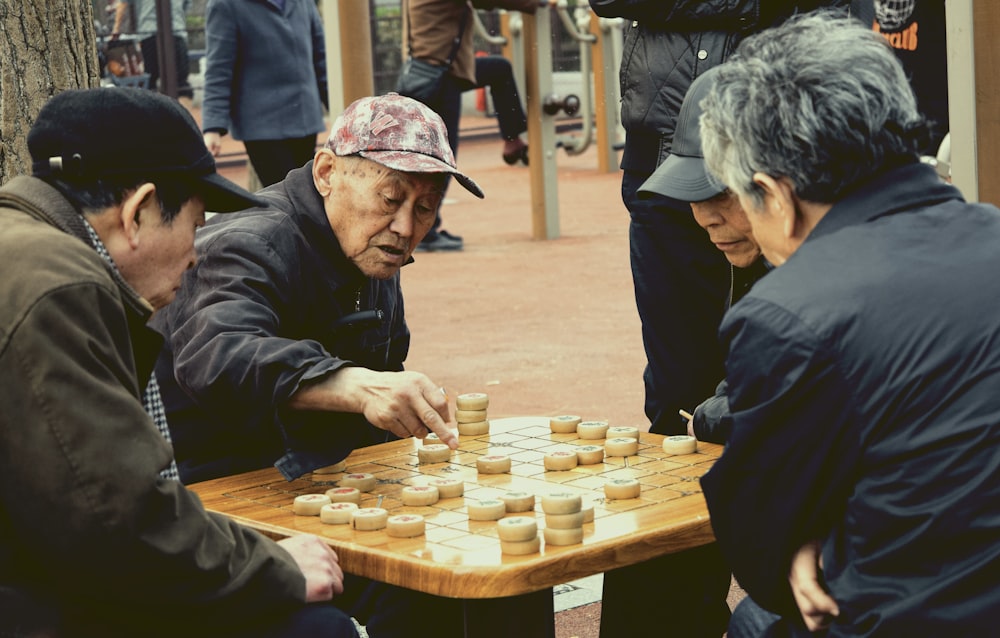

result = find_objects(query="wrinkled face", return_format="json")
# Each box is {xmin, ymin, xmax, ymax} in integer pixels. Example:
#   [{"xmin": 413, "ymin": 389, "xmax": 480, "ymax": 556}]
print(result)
[
  {"xmin": 689, "ymin": 190, "xmax": 761, "ymax": 269},
  {"xmin": 116, "ymin": 194, "xmax": 205, "ymax": 309},
  {"xmin": 321, "ymin": 154, "xmax": 444, "ymax": 279}
]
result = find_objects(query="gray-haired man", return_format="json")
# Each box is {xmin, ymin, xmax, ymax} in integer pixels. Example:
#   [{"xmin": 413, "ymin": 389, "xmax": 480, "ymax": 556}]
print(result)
[{"xmin": 699, "ymin": 12, "xmax": 1000, "ymax": 636}]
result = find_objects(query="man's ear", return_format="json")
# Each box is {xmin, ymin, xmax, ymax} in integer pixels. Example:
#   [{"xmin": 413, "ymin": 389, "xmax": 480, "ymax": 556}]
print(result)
[
  {"xmin": 119, "ymin": 183, "xmax": 159, "ymax": 249},
  {"xmin": 312, "ymin": 149, "xmax": 336, "ymax": 196},
  {"xmin": 752, "ymin": 172, "xmax": 799, "ymax": 240}
]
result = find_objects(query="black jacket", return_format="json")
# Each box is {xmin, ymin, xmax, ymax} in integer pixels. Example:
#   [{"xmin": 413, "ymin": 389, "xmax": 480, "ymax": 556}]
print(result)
[
  {"xmin": 702, "ymin": 164, "xmax": 1000, "ymax": 634},
  {"xmin": 589, "ymin": 0, "xmax": 854, "ymax": 174},
  {"xmin": 153, "ymin": 163, "xmax": 409, "ymax": 483}
]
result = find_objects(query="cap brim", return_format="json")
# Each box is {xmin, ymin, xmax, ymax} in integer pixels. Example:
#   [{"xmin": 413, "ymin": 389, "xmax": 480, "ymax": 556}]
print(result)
[
  {"xmin": 199, "ymin": 172, "xmax": 270, "ymax": 213},
  {"xmin": 639, "ymin": 154, "xmax": 725, "ymax": 203},
  {"xmin": 360, "ymin": 150, "xmax": 485, "ymax": 199}
]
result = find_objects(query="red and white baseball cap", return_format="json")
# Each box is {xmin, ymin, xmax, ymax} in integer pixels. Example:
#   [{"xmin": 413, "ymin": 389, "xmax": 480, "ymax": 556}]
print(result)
[{"xmin": 326, "ymin": 93, "xmax": 484, "ymax": 199}]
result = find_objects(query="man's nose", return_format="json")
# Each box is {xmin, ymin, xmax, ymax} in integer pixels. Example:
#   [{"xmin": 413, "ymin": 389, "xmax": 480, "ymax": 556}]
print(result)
[{"xmin": 389, "ymin": 203, "xmax": 416, "ymax": 236}]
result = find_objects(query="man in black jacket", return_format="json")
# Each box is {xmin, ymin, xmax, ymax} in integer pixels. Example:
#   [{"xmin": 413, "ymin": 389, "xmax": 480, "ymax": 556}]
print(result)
[
  {"xmin": 699, "ymin": 12, "xmax": 1000, "ymax": 636},
  {"xmin": 586, "ymin": 3, "xmax": 855, "ymax": 636},
  {"xmin": 639, "ymin": 66, "xmax": 770, "ymax": 445}
]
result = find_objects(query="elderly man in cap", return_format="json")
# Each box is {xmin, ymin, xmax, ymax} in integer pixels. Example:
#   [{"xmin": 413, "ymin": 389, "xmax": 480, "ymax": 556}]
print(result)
[
  {"xmin": 0, "ymin": 88, "xmax": 357, "ymax": 637},
  {"xmin": 152, "ymin": 92, "xmax": 483, "ymax": 637},
  {"xmin": 640, "ymin": 66, "xmax": 770, "ymax": 445},
  {"xmin": 697, "ymin": 12, "xmax": 1000, "ymax": 636}
]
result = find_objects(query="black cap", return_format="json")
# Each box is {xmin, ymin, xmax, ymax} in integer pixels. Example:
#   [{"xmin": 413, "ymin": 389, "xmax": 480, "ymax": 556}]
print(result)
[
  {"xmin": 28, "ymin": 88, "xmax": 267, "ymax": 213},
  {"xmin": 640, "ymin": 66, "xmax": 727, "ymax": 203}
]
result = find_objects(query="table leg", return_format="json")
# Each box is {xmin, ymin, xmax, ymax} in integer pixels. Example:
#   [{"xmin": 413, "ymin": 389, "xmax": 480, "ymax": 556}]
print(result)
[{"xmin": 461, "ymin": 589, "xmax": 556, "ymax": 638}]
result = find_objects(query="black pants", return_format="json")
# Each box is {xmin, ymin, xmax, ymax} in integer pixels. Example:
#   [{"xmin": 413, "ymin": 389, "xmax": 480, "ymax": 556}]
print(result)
[
  {"xmin": 624, "ymin": 169, "xmax": 730, "ymax": 434},
  {"xmin": 244, "ymin": 135, "xmax": 319, "ymax": 188},
  {"xmin": 600, "ymin": 542, "xmax": 732, "ymax": 637},
  {"xmin": 139, "ymin": 35, "xmax": 193, "ymax": 99},
  {"xmin": 475, "ymin": 55, "xmax": 528, "ymax": 141}
]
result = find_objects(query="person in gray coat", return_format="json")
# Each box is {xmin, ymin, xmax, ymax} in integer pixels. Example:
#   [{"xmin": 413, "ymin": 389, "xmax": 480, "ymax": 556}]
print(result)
[{"xmin": 201, "ymin": 0, "xmax": 328, "ymax": 187}]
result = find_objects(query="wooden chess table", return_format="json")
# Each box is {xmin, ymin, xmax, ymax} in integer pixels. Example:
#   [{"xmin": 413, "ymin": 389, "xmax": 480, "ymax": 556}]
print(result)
[{"xmin": 189, "ymin": 416, "xmax": 723, "ymax": 637}]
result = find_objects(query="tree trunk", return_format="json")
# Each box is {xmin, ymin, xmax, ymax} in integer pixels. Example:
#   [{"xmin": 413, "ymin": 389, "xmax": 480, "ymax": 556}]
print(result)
[{"xmin": 0, "ymin": 0, "xmax": 101, "ymax": 185}]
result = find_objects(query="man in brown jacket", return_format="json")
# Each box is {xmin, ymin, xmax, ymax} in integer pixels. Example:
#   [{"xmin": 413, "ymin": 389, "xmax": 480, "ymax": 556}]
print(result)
[
  {"xmin": 399, "ymin": 0, "xmax": 543, "ymax": 251},
  {"xmin": 0, "ymin": 88, "xmax": 356, "ymax": 638}
]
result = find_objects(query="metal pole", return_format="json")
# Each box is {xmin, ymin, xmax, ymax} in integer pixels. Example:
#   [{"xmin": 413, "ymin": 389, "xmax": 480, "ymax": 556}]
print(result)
[
  {"xmin": 946, "ymin": 0, "xmax": 977, "ymax": 201},
  {"xmin": 154, "ymin": 0, "xmax": 178, "ymax": 97},
  {"xmin": 322, "ymin": 0, "xmax": 374, "ymax": 115},
  {"xmin": 591, "ymin": 15, "xmax": 621, "ymax": 173},
  {"xmin": 523, "ymin": 7, "xmax": 560, "ymax": 240}
]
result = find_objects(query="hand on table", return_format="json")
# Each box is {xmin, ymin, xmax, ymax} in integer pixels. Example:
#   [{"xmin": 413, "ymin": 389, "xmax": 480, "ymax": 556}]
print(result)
[
  {"xmin": 277, "ymin": 534, "xmax": 345, "ymax": 603},
  {"xmin": 789, "ymin": 539, "xmax": 839, "ymax": 632}
]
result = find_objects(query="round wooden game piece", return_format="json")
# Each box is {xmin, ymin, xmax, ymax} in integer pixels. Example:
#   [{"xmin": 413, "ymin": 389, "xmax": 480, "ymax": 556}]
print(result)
[
  {"xmin": 292, "ymin": 493, "xmax": 331, "ymax": 516},
  {"xmin": 324, "ymin": 486, "xmax": 362, "ymax": 504},
  {"xmin": 387, "ymin": 514, "xmax": 426, "ymax": 538},
  {"xmin": 455, "ymin": 408, "xmax": 488, "ymax": 424},
  {"xmin": 603, "ymin": 478, "xmax": 641, "ymax": 500},
  {"xmin": 477, "ymin": 454, "xmax": 511, "ymax": 474},
  {"xmin": 604, "ymin": 437, "xmax": 639, "ymax": 457},
  {"xmin": 607, "ymin": 426, "xmax": 640, "ymax": 440},
  {"xmin": 428, "ymin": 477, "xmax": 464, "ymax": 498},
  {"xmin": 501, "ymin": 536, "xmax": 541, "ymax": 555},
  {"xmin": 581, "ymin": 499, "xmax": 595, "ymax": 523},
  {"xmin": 417, "ymin": 443, "xmax": 452, "ymax": 464},
  {"xmin": 351, "ymin": 507, "xmax": 389, "ymax": 531},
  {"xmin": 543, "ymin": 526, "xmax": 584, "ymax": 546},
  {"xmin": 457, "ymin": 420, "xmax": 490, "ymax": 436},
  {"xmin": 401, "ymin": 485, "xmax": 440, "ymax": 506},
  {"xmin": 424, "ymin": 432, "xmax": 441, "ymax": 443},
  {"xmin": 540, "ymin": 492, "xmax": 582, "ymax": 515},
  {"xmin": 320, "ymin": 502, "xmax": 358, "ymax": 524},
  {"xmin": 662, "ymin": 435, "xmax": 698, "ymax": 455},
  {"xmin": 545, "ymin": 511, "xmax": 586, "ymax": 529},
  {"xmin": 340, "ymin": 472, "xmax": 377, "ymax": 492},
  {"xmin": 577, "ymin": 421, "xmax": 609, "ymax": 440},
  {"xmin": 456, "ymin": 392, "xmax": 489, "ymax": 411},
  {"xmin": 500, "ymin": 491, "xmax": 536, "ymax": 513},
  {"xmin": 312, "ymin": 460, "xmax": 347, "ymax": 475},
  {"xmin": 575, "ymin": 444, "xmax": 605, "ymax": 465},
  {"xmin": 549, "ymin": 415, "xmax": 582, "ymax": 433},
  {"xmin": 497, "ymin": 516, "xmax": 538, "ymax": 542},
  {"xmin": 467, "ymin": 498, "xmax": 507, "ymax": 521},
  {"xmin": 543, "ymin": 450, "xmax": 579, "ymax": 471}
]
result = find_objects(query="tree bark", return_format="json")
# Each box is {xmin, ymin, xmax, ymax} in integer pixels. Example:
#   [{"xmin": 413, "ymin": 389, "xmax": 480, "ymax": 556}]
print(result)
[{"xmin": 0, "ymin": 0, "xmax": 101, "ymax": 185}]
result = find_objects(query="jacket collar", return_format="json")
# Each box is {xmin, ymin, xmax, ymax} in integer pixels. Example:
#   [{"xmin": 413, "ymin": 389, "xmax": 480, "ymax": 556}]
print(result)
[
  {"xmin": 0, "ymin": 176, "xmax": 154, "ymax": 318},
  {"xmin": 807, "ymin": 162, "xmax": 964, "ymax": 244}
]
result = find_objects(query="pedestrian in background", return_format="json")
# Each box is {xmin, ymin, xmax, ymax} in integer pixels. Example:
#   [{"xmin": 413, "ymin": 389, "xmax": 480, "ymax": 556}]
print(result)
[
  {"xmin": 111, "ymin": 0, "xmax": 195, "ymax": 100},
  {"xmin": 201, "ymin": 0, "xmax": 328, "ymax": 187}
]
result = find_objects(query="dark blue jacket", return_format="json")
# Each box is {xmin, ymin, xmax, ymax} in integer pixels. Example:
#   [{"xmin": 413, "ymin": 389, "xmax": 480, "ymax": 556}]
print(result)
[
  {"xmin": 702, "ymin": 163, "xmax": 1000, "ymax": 635},
  {"xmin": 152, "ymin": 164, "xmax": 409, "ymax": 483}
]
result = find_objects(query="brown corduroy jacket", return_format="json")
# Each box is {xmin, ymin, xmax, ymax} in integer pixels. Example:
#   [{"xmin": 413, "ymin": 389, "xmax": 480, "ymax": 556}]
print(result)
[{"xmin": 0, "ymin": 176, "xmax": 304, "ymax": 635}]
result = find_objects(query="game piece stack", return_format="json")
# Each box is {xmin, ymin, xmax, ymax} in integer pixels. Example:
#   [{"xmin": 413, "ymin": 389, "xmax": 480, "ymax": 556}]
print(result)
[
  {"xmin": 456, "ymin": 392, "xmax": 490, "ymax": 435},
  {"xmin": 541, "ymin": 492, "xmax": 584, "ymax": 546},
  {"xmin": 497, "ymin": 516, "xmax": 540, "ymax": 555}
]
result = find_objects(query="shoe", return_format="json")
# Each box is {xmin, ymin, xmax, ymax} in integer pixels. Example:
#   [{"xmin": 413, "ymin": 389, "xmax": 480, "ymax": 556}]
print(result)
[
  {"xmin": 439, "ymin": 229, "xmax": 463, "ymax": 243},
  {"xmin": 415, "ymin": 233, "xmax": 463, "ymax": 252},
  {"xmin": 502, "ymin": 144, "xmax": 529, "ymax": 166}
]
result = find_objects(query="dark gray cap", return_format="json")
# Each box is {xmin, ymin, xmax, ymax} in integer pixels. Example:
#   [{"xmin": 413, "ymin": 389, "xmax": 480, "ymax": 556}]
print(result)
[{"xmin": 640, "ymin": 66, "xmax": 726, "ymax": 203}]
